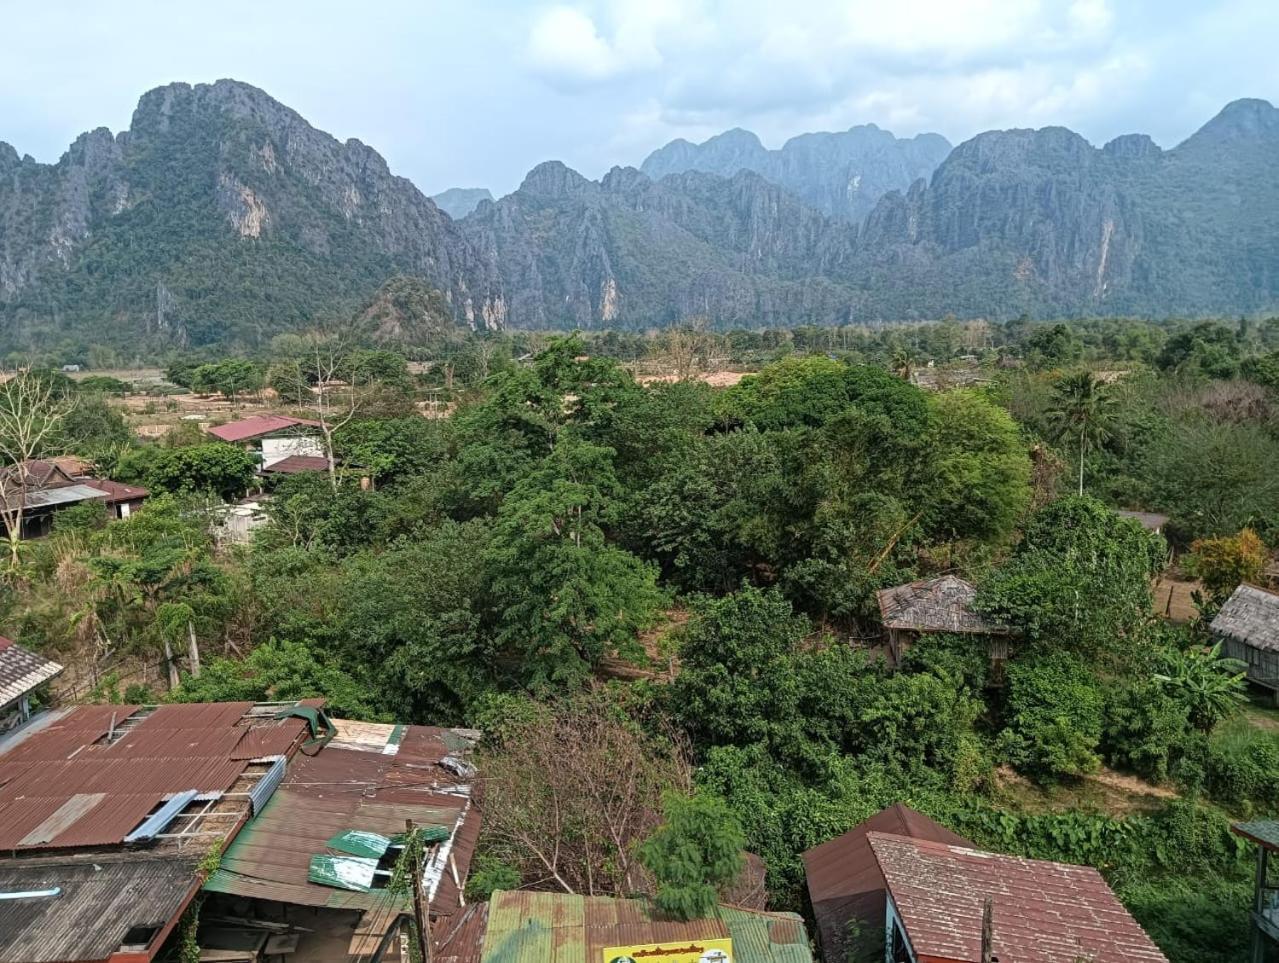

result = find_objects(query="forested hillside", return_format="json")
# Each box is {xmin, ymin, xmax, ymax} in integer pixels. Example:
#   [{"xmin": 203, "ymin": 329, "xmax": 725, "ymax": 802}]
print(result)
[
  {"xmin": 4, "ymin": 315, "xmax": 1279, "ymax": 961},
  {"xmin": 2, "ymin": 83, "xmax": 1277, "ymax": 351}
]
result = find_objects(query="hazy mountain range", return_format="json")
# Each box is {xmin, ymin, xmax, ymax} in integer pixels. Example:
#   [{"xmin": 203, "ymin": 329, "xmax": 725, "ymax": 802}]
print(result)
[{"xmin": 1, "ymin": 79, "xmax": 1276, "ymax": 349}]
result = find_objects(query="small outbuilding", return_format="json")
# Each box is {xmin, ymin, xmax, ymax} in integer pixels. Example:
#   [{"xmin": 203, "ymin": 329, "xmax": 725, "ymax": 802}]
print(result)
[
  {"xmin": 0, "ymin": 636, "xmax": 62, "ymax": 732},
  {"xmin": 875, "ymin": 575, "xmax": 1010, "ymax": 666},
  {"xmin": 1211, "ymin": 584, "xmax": 1279, "ymax": 693}
]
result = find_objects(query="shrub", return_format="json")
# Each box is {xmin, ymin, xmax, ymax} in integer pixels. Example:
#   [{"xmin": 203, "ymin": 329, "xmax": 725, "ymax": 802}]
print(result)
[{"xmin": 998, "ymin": 653, "xmax": 1103, "ymax": 783}]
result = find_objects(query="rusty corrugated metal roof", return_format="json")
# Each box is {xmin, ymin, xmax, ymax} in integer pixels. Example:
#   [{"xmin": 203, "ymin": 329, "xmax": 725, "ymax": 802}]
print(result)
[
  {"xmin": 205, "ymin": 721, "xmax": 480, "ymax": 919},
  {"xmin": 0, "ymin": 701, "xmax": 306, "ymax": 850},
  {"xmin": 869, "ymin": 832, "xmax": 1167, "ymax": 962},
  {"xmin": 801, "ymin": 804, "xmax": 972, "ymax": 963},
  {"xmin": 471, "ymin": 891, "xmax": 812, "ymax": 963}
]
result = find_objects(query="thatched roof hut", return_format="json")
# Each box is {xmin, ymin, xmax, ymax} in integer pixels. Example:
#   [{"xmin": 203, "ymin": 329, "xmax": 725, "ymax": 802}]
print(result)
[
  {"xmin": 1212, "ymin": 584, "xmax": 1279, "ymax": 691},
  {"xmin": 877, "ymin": 575, "xmax": 1005, "ymax": 635},
  {"xmin": 875, "ymin": 575, "xmax": 1009, "ymax": 666}
]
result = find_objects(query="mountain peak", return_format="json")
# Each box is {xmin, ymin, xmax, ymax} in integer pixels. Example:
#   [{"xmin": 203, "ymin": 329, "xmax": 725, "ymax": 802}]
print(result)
[
  {"xmin": 1186, "ymin": 97, "xmax": 1279, "ymax": 145},
  {"xmin": 431, "ymin": 187, "xmax": 494, "ymax": 220},
  {"xmin": 518, "ymin": 160, "xmax": 594, "ymax": 198},
  {"xmin": 640, "ymin": 121, "xmax": 950, "ymax": 222}
]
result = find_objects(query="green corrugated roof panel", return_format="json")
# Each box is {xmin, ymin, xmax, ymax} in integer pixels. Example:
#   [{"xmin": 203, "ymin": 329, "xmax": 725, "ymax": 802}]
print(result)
[
  {"xmin": 1234, "ymin": 820, "xmax": 1279, "ymax": 849},
  {"xmin": 328, "ymin": 830, "xmax": 399, "ymax": 858},
  {"xmin": 309, "ymin": 854, "xmax": 379, "ymax": 891}
]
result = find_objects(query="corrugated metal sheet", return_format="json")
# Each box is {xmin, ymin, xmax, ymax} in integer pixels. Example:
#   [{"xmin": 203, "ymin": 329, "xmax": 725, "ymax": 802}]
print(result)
[
  {"xmin": 800, "ymin": 804, "xmax": 972, "ymax": 963},
  {"xmin": 0, "ymin": 855, "xmax": 198, "ymax": 963},
  {"xmin": 0, "ymin": 701, "xmax": 310, "ymax": 851},
  {"xmin": 124, "ymin": 790, "xmax": 199, "ymax": 842},
  {"xmin": 473, "ymin": 892, "xmax": 811, "ymax": 963},
  {"xmin": 206, "ymin": 721, "xmax": 480, "ymax": 918},
  {"xmin": 250, "ymin": 756, "xmax": 286, "ymax": 815},
  {"xmin": 232, "ymin": 720, "xmax": 306, "ymax": 760},
  {"xmin": 0, "ymin": 705, "xmax": 138, "ymax": 761}
]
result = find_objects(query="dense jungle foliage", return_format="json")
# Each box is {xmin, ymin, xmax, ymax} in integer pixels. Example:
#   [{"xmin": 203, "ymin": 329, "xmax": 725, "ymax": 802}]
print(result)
[{"xmin": 5, "ymin": 314, "xmax": 1279, "ymax": 962}]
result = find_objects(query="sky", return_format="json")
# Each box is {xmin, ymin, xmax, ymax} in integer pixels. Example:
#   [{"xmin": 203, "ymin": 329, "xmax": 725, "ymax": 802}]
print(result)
[{"xmin": 2, "ymin": 0, "xmax": 1276, "ymax": 197}]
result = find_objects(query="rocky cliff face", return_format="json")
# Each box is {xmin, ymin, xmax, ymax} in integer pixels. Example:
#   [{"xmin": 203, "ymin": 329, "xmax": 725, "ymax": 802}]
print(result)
[
  {"xmin": 2, "ymin": 85, "xmax": 1276, "ymax": 345},
  {"xmin": 460, "ymin": 161, "xmax": 860, "ymax": 328},
  {"xmin": 853, "ymin": 99, "xmax": 1279, "ymax": 318},
  {"xmin": 0, "ymin": 80, "xmax": 502, "ymax": 347},
  {"xmin": 641, "ymin": 125, "xmax": 951, "ymax": 223}
]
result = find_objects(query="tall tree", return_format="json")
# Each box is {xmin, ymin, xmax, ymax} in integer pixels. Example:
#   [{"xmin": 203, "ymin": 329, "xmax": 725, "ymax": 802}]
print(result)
[
  {"xmin": 1048, "ymin": 372, "xmax": 1116, "ymax": 495},
  {"xmin": 0, "ymin": 370, "xmax": 72, "ymax": 567},
  {"xmin": 639, "ymin": 791, "xmax": 745, "ymax": 920}
]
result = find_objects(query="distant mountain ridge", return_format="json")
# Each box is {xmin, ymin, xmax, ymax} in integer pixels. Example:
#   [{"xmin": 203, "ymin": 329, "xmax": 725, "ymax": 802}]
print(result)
[
  {"xmin": 641, "ymin": 124, "xmax": 952, "ymax": 222},
  {"xmin": 431, "ymin": 187, "xmax": 493, "ymax": 219},
  {"xmin": 0, "ymin": 83, "xmax": 1276, "ymax": 348}
]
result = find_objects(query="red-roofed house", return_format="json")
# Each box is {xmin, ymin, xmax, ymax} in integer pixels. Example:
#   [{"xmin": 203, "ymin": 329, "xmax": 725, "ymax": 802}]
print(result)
[
  {"xmin": 803, "ymin": 805, "xmax": 974, "ymax": 963},
  {"xmin": 0, "ymin": 459, "xmax": 148, "ymax": 538},
  {"xmin": 205, "ymin": 414, "xmax": 326, "ymax": 472},
  {"xmin": 202, "ymin": 411, "xmax": 327, "ymax": 475},
  {"xmin": 866, "ymin": 832, "xmax": 1167, "ymax": 963}
]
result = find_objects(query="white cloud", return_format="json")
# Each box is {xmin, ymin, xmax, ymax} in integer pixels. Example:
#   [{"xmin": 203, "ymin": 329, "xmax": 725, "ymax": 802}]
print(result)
[{"xmin": 526, "ymin": 7, "xmax": 623, "ymax": 84}]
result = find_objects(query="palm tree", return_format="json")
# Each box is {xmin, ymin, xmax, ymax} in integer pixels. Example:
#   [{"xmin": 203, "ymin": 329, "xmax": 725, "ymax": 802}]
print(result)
[
  {"xmin": 1047, "ymin": 372, "xmax": 1116, "ymax": 495},
  {"xmin": 1154, "ymin": 642, "xmax": 1248, "ymax": 733},
  {"xmin": 890, "ymin": 347, "xmax": 916, "ymax": 381}
]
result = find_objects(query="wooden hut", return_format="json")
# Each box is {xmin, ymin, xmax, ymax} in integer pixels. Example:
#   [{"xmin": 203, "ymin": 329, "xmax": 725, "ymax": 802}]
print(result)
[
  {"xmin": 1211, "ymin": 584, "xmax": 1279, "ymax": 694},
  {"xmin": 875, "ymin": 574, "xmax": 1010, "ymax": 666}
]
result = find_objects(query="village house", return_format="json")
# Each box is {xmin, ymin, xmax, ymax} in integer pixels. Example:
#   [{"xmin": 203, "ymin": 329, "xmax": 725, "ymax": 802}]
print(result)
[
  {"xmin": 867, "ymin": 831, "xmax": 1167, "ymax": 962},
  {"xmin": 205, "ymin": 414, "xmax": 327, "ymax": 473},
  {"xmin": 803, "ymin": 804, "xmax": 974, "ymax": 963},
  {"xmin": 0, "ymin": 459, "xmax": 148, "ymax": 538},
  {"xmin": 1230, "ymin": 820, "xmax": 1279, "ymax": 961},
  {"xmin": 802, "ymin": 804, "xmax": 1166, "ymax": 963},
  {"xmin": 433, "ymin": 889, "xmax": 812, "ymax": 963},
  {"xmin": 1211, "ymin": 583, "xmax": 1279, "ymax": 696},
  {"xmin": 0, "ymin": 700, "xmax": 480, "ymax": 963},
  {"xmin": 875, "ymin": 575, "xmax": 1011, "ymax": 667},
  {"xmin": 0, "ymin": 636, "xmax": 62, "ymax": 733}
]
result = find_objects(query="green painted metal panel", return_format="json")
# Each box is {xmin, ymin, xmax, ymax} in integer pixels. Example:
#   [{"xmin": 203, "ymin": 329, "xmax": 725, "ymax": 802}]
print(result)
[
  {"xmin": 308, "ymin": 854, "xmax": 378, "ymax": 891},
  {"xmin": 328, "ymin": 829, "xmax": 398, "ymax": 858}
]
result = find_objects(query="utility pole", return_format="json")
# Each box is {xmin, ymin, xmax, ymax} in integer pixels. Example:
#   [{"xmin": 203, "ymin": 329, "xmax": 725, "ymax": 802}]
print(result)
[{"xmin": 406, "ymin": 820, "xmax": 431, "ymax": 963}]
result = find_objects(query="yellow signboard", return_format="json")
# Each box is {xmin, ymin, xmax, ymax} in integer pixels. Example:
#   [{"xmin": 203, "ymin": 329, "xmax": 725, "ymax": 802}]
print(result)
[{"xmin": 602, "ymin": 939, "xmax": 732, "ymax": 963}]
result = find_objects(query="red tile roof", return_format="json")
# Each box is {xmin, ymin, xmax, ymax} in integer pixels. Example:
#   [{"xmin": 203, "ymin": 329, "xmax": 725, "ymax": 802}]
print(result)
[
  {"xmin": 868, "ymin": 832, "xmax": 1167, "ymax": 963},
  {"xmin": 206, "ymin": 414, "xmax": 322, "ymax": 443},
  {"xmin": 803, "ymin": 805, "xmax": 973, "ymax": 962},
  {"xmin": 260, "ymin": 454, "xmax": 330, "ymax": 474}
]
